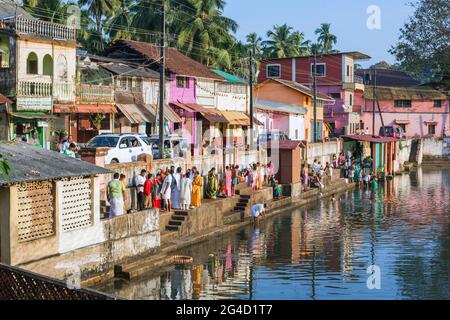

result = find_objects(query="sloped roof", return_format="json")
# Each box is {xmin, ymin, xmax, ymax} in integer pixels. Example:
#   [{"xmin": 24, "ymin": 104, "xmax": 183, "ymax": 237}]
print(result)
[
  {"xmin": 112, "ymin": 40, "xmax": 223, "ymax": 80},
  {"xmin": 261, "ymin": 79, "xmax": 334, "ymax": 101},
  {"xmin": 211, "ymin": 69, "xmax": 246, "ymax": 83},
  {"xmin": 365, "ymin": 86, "xmax": 447, "ymax": 100},
  {"xmin": 0, "ymin": 93, "xmax": 12, "ymax": 104},
  {"xmin": 0, "ymin": 142, "xmax": 111, "ymax": 185},
  {"xmin": 0, "ymin": 1, "xmax": 32, "ymax": 19},
  {"xmin": 101, "ymin": 63, "xmax": 159, "ymax": 79},
  {"xmin": 261, "ymin": 51, "xmax": 371, "ymax": 62},
  {"xmin": 356, "ymin": 69, "xmax": 421, "ymax": 87}
]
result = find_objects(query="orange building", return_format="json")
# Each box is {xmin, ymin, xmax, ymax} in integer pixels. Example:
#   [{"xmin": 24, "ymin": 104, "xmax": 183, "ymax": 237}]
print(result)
[{"xmin": 254, "ymin": 79, "xmax": 334, "ymax": 142}]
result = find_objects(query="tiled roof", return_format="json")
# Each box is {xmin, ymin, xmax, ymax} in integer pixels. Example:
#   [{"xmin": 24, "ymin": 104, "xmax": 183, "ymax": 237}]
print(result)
[
  {"xmin": 364, "ymin": 86, "xmax": 447, "ymax": 100},
  {"xmin": 265, "ymin": 79, "xmax": 335, "ymax": 101},
  {"xmin": 116, "ymin": 40, "xmax": 224, "ymax": 80},
  {"xmin": 101, "ymin": 63, "xmax": 159, "ymax": 79},
  {"xmin": 0, "ymin": 93, "xmax": 12, "ymax": 104}
]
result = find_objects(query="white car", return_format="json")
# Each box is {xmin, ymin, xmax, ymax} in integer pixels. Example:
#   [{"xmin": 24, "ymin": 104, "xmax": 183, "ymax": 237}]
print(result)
[{"xmin": 86, "ymin": 134, "xmax": 152, "ymax": 164}]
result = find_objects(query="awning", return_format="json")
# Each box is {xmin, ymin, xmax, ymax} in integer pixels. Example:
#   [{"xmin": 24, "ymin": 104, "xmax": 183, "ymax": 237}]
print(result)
[
  {"xmin": 149, "ymin": 104, "xmax": 182, "ymax": 123},
  {"xmin": 54, "ymin": 104, "xmax": 117, "ymax": 114},
  {"xmin": 395, "ymin": 120, "xmax": 411, "ymax": 125},
  {"xmin": 220, "ymin": 110, "xmax": 263, "ymax": 126},
  {"xmin": 9, "ymin": 112, "xmax": 56, "ymax": 120},
  {"xmin": 116, "ymin": 104, "xmax": 155, "ymax": 124},
  {"xmin": 171, "ymin": 102, "xmax": 228, "ymax": 123},
  {"xmin": 256, "ymin": 99, "xmax": 307, "ymax": 115}
]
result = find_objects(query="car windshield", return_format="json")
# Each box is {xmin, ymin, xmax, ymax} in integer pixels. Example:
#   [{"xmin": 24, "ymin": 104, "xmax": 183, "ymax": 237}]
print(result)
[
  {"xmin": 140, "ymin": 136, "xmax": 151, "ymax": 145},
  {"xmin": 87, "ymin": 136, "xmax": 119, "ymax": 148}
]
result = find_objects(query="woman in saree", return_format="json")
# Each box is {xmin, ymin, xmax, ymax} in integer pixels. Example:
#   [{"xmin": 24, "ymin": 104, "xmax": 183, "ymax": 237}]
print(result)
[
  {"xmin": 270, "ymin": 176, "xmax": 282, "ymax": 199},
  {"xmin": 246, "ymin": 166, "xmax": 254, "ymax": 189},
  {"xmin": 206, "ymin": 168, "xmax": 219, "ymax": 199},
  {"xmin": 191, "ymin": 169, "xmax": 203, "ymax": 208},
  {"xmin": 225, "ymin": 166, "xmax": 232, "ymax": 197}
]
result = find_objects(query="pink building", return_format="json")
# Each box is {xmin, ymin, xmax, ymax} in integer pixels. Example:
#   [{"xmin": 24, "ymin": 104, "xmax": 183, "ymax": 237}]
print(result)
[
  {"xmin": 359, "ymin": 86, "xmax": 450, "ymax": 138},
  {"xmin": 259, "ymin": 51, "xmax": 371, "ymax": 137}
]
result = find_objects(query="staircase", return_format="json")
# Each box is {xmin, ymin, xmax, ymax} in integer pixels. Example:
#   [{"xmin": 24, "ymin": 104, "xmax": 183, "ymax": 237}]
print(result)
[{"xmin": 166, "ymin": 210, "xmax": 189, "ymax": 232}]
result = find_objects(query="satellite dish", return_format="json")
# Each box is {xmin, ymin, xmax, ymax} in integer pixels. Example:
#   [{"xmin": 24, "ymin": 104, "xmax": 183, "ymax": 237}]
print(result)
[{"xmin": 13, "ymin": 0, "xmax": 24, "ymax": 6}]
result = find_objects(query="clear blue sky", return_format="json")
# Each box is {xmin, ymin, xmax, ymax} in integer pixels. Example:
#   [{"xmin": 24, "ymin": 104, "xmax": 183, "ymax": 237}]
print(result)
[{"xmin": 223, "ymin": 0, "xmax": 417, "ymax": 67}]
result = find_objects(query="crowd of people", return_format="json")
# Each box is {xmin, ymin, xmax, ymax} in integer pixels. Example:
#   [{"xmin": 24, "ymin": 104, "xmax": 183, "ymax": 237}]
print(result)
[
  {"xmin": 106, "ymin": 161, "xmax": 282, "ymax": 218},
  {"xmin": 57, "ymin": 134, "xmax": 78, "ymax": 159}
]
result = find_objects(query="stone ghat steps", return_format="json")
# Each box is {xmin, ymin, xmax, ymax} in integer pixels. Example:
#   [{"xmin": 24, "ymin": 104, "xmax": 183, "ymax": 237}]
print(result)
[
  {"xmin": 166, "ymin": 210, "xmax": 189, "ymax": 232},
  {"xmin": 114, "ymin": 255, "xmax": 172, "ymax": 280}
]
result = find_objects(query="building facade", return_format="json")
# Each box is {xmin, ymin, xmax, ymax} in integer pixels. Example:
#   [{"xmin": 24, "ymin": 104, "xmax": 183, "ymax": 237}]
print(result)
[{"xmin": 259, "ymin": 52, "xmax": 370, "ymax": 137}]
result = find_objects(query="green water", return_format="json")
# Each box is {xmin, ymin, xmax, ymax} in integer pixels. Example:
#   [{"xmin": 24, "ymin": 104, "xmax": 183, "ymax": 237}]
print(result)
[{"xmin": 96, "ymin": 168, "xmax": 450, "ymax": 300}]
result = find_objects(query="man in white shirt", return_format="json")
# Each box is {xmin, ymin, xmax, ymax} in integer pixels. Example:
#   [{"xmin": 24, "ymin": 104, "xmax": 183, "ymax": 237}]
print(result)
[
  {"xmin": 134, "ymin": 169, "xmax": 147, "ymax": 211},
  {"xmin": 251, "ymin": 203, "xmax": 267, "ymax": 224}
]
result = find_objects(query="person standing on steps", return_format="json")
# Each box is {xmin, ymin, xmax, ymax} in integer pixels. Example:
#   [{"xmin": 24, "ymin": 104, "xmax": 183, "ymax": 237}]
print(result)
[
  {"xmin": 161, "ymin": 168, "xmax": 173, "ymax": 213},
  {"xmin": 134, "ymin": 169, "xmax": 147, "ymax": 211}
]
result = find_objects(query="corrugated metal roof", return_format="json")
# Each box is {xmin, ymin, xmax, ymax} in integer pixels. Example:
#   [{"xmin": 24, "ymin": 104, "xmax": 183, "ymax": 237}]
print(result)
[
  {"xmin": 116, "ymin": 104, "xmax": 155, "ymax": 124},
  {"xmin": 256, "ymin": 99, "xmax": 307, "ymax": 115},
  {"xmin": 211, "ymin": 69, "xmax": 246, "ymax": 83},
  {"xmin": 0, "ymin": 142, "xmax": 111, "ymax": 185},
  {"xmin": 0, "ymin": 2, "xmax": 32, "ymax": 19}
]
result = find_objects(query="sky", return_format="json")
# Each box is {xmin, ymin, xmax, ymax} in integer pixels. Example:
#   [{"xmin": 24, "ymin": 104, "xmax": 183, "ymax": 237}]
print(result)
[{"xmin": 223, "ymin": 0, "xmax": 418, "ymax": 67}]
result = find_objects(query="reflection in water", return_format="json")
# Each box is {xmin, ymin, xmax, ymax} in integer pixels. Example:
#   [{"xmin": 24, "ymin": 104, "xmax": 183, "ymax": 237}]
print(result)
[{"xmin": 96, "ymin": 169, "xmax": 450, "ymax": 300}]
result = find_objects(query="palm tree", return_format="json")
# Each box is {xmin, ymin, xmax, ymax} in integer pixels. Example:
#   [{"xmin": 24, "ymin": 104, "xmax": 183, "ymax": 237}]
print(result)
[
  {"xmin": 107, "ymin": 0, "xmax": 133, "ymax": 40},
  {"xmin": 315, "ymin": 23, "xmax": 337, "ymax": 53},
  {"xmin": 175, "ymin": 0, "xmax": 238, "ymax": 67},
  {"xmin": 79, "ymin": 0, "xmax": 114, "ymax": 34},
  {"xmin": 246, "ymin": 32, "xmax": 262, "ymax": 59},
  {"xmin": 23, "ymin": 0, "xmax": 67, "ymax": 23}
]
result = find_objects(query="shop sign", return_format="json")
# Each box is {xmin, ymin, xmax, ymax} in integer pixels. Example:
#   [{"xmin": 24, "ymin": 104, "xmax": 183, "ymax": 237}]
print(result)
[
  {"xmin": 37, "ymin": 121, "xmax": 49, "ymax": 127},
  {"xmin": 17, "ymin": 98, "xmax": 52, "ymax": 111}
]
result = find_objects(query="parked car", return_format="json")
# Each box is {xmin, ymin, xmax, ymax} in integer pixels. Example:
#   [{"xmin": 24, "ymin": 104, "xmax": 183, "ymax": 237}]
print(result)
[
  {"xmin": 147, "ymin": 135, "xmax": 189, "ymax": 159},
  {"xmin": 257, "ymin": 132, "xmax": 290, "ymax": 145},
  {"xmin": 85, "ymin": 134, "xmax": 152, "ymax": 164},
  {"xmin": 379, "ymin": 126, "xmax": 405, "ymax": 139}
]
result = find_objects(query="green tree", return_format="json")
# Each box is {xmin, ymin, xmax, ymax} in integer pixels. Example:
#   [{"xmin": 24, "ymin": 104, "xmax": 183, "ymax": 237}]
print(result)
[
  {"xmin": 389, "ymin": 0, "xmax": 450, "ymax": 87},
  {"xmin": 79, "ymin": 0, "xmax": 115, "ymax": 34},
  {"xmin": 23, "ymin": 0, "xmax": 67, "ymax": 23},
  {"xmin": 107, "ymin": 0, "xmax": 133, "ymax": 40},
  {"xmin": 175, "ymin": 0, "xmax": 238, "ymax": 68},
  {"xmin": 315, "ymin": 23, "xmax": 337, "ymax": 53},
  {"xmin": 262, "ymin": 24, "xmax": 309, "ymax": 58}
]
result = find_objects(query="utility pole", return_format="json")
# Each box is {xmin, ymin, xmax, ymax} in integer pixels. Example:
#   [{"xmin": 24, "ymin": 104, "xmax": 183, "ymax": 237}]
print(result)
[
  {"xmin": 158, "ymin": 0, "xmax": 166, "ymax": 158},
  {"xmin": 372, "ymin": 68, "xmax": 376, "ymax": 137},
  {"xmin": 249, "ymin": 48, "xmax": 254, "ymax": 149},
  {"xmin": 313, "ymin": 49, "xmax": 318, "ymax": 143}
]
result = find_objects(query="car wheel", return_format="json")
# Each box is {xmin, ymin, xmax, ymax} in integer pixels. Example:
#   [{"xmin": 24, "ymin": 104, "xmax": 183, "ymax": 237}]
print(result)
[{"xmin": 111, "ymin": 159, "xmax": 119, "ymax": 164}]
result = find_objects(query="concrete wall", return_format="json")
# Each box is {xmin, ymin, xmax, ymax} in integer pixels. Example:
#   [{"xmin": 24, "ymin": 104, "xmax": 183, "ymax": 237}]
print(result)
[
  {"xmin": 18, "ymin": 209, "xmax": 160, "ymax": 282},
  {"xmin": 306, "ymin": 140, "xmax": 341, "ymax": 165},
  {"xmin": 422, "ymin": 137, "xmax": 450, "ymax": 157}
]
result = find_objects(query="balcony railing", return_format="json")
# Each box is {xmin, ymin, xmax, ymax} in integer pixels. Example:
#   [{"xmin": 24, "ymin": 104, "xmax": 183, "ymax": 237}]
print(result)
[
  {"xmin": 1, "ymin": 17, "xmax": 76, "ymax": 41},
  {"xmin": 18, "ymin": 80, "xmax": 52, "ymax": 98},
  {"xmin": 18, "ymin": 80, "xmax": 75, "ymax": 102},
  {"xmin": 76, "ymin": 84, "xmax": 114, "ymax": 104},
  {"xmin": 354, "ymin": 75, "xmax": 364, "ymax": 84}
]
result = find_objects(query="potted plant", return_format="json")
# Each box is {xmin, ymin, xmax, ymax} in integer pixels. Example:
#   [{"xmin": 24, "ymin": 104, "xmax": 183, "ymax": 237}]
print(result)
[{"xmin": 91, "ymin": 113, "xmax": 106, "ymax": 131}]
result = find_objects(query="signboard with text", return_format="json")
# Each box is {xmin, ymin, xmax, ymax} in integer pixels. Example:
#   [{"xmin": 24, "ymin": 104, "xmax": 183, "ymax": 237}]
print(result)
[{"xmin": 16, "ymin": 98, "xmax": 52, "ymax": 111}]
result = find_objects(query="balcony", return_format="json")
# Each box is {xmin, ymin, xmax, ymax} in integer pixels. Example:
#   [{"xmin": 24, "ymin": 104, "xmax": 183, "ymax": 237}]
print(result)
[
  {"xmin": 76, "ymin": 84, "xmax": 114, "ymax": 105},
  {"xmin": 0, "ymin": 17, "xmax": 76, "ymax": 42},
  {"xmin": 343, "ymin": 75, "xmax": 365, "ymax": 91},
  {"xmin": 16, "ymin": 80, "xmax": 75, "ymax": 110}
]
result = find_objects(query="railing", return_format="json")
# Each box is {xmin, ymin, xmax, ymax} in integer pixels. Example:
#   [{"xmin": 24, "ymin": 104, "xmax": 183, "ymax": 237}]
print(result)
[
  {"xmin": 0, "ymin": 263, "xmax": 115, "ymax": 300},
  {"xmin": 354, "ymin": 75, "xmax": 364, "ymax": 84},
  {"xmin": 54, "ymin": 82, "xmax": 75, "ymax": 102},
  {"xmin": 18, "ymin": 80, "xmax": 52, "ymax": 97},
  {"xmin": 76, "ymin": 84, "xmax": 115, "ymax": 104},
  {"xmin": 1, "ymin": 17, "xmax": 76, "ymax": 41}
]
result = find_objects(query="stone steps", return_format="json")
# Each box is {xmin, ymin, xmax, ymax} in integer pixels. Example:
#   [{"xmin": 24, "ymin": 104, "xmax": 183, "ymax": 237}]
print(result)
[
  {"xmin": 165, "ymin": 210, "xmax": 190, "ymax": 232},
  {"xmin": 115, "ymin": 255, "xmax": 171, "ymax": 280}
]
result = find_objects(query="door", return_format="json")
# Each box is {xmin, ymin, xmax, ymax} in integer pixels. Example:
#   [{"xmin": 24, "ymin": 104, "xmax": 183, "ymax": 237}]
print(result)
[{"xmin": 118, "ymin": 137, "xmax": 132, "ymax": 162}]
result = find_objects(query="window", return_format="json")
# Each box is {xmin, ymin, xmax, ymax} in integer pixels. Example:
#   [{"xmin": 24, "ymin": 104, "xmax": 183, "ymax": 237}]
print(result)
[
  {"xmin": 398, "ymin": 124, "xmax": 406, "ymax": 132},
  {"xmin": 26, "ymin": 52, "xmax": 38, "ymax": 74},
  {"xmin": 347, "ymin": 65, "xmax": 350, "ymax": 77},
  {"xmin": 305, "ymin": 96, "xmax": 310, "ymax": 105},
  {"xmin": 349, "ymin": 93, "xmax": 353, "ymax": 106},
  {"xmin": 434, "ymin": 100, "xmax": 443, "ymax": 108},
  {"xmin": 394, "ymin": 100, "xmax": 412, "ymax": 108},
  {"xmin": 176, "ymin": 76, "xmax": 189, "ymax": 88},
  {"xmin": 42, "ymin": 54, "xmax": 53, "ymax": 76},
  {"xmin": 266, "ymin": 64, "xmax": 281, "ymax": 78},
  {"xmin": 428, "ymin": 125, "xmax": 436, "ymax": 135},
  {"xmin": 330, "ymin": 93, "xmax": 341, "ymax": 99},
  {"xmin": 311, "ymin": 63, "xmax": 326, "ymax": 77}
]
